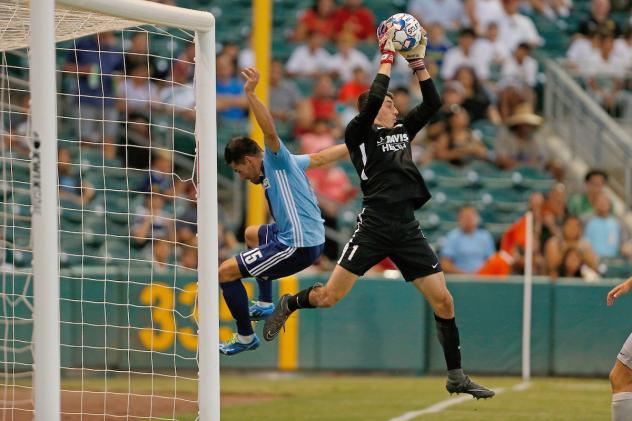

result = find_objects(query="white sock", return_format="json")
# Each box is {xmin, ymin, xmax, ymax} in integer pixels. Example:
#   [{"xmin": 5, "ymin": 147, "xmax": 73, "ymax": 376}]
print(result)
[
  {"xmin": 612, "ymin": 392, "xmax": 632, "ymax": 421},
  {"xmin": 255, "ymin": 301, "xmax": 274, "ymax": 308},
  {"xmin": 237, "ymin": 334, "xmax": 254, "ymax": 344}
]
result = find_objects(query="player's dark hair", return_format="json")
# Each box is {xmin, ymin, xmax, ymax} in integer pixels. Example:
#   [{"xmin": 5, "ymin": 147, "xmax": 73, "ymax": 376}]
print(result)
[
  {"xmin": 224, "ymin": 136, "xmax": 262, "ymax": 165},
  {"xmin": 357, "ymin": 90, "xmax": 394, "ymax": 112},
  {"xmin": 584, "ymin": 168, "xmax": 608, "ymax": 182},
  {"xmin": 458, "ymin": 27, "xmax": 476, "ymax": 38}
]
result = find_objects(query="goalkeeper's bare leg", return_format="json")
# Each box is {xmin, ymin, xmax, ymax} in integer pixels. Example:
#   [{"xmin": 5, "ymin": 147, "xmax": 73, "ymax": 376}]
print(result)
[
  {"xmin": 607, "ymin": 277, "xmax": 632, "ymax": 420},
  {"xmin": 264, "ymin": 267, "xmax": 494, "ymax": 399}
]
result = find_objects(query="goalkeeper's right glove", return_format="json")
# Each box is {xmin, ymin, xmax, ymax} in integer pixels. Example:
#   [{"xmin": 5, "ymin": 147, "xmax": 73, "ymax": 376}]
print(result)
[
  {"xmin": 399, "ymin": 28, "xmax": 428, "ymax": 71},
  {"xmin": 377, "ymin": 22, "xmax": 396, "ymax": 65}
]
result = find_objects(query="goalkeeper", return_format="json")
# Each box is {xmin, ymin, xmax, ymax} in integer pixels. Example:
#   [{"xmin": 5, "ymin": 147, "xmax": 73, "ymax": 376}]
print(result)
[
  {"xmin": 264, "ymin": 23, "xmax": 495, "ymax": 399},
  {"xmin": 218, "ymin": 67, "xmax": 348, "ymax": 355}
]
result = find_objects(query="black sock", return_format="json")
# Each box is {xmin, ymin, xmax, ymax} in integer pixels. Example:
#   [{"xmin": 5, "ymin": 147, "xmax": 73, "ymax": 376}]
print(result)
[
  {"xmin": 256, "ymin": 277, "xmax": 272, "ymax": 303},
  {"xmin": 287, "ymin": 286, "xmax": 317, "ymax": 311},
  {"xmin": 434, "ymin": 314, "xmax": 462, "ymax": 371},
  {"xmin": 220, "ymin": 280, "xmax": 253, "ymax": 336}
]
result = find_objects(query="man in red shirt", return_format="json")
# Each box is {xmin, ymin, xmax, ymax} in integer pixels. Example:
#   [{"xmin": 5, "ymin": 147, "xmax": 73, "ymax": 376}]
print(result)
[{"xmin": 333, "ymin": 0, "xmax": 376, "ymax": 41}]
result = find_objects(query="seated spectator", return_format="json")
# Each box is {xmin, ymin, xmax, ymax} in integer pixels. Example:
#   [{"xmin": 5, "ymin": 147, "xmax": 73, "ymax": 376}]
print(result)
[
  {"xmin": 434, "ymin": 104, "xmax": 489, "ymax": 165},
  {"xmin": 328, "ymin": 32, "xmax": 372, "ymax": 82},
  {"xmin": 567, "ymin": 28, "xmax": 599, "ymax": 67},
  {"xmin": 495, "ymin": 103, "xmax": 544, "ymax": 169},
  {"xmin": 465, "ymin": 0, "xmax": 505, "ymax": 35},
  {"xmin": 176, "ymin": 202, "xmax": 197, "ymax": 247},
  {"xmin": 544, "ymin": 215, "xmax": 599, "ymax": 278},
  {"xmin": 216, "ymin": 54, "xmax": 248, "ymax": 121},
  {"xmin": 408, "ymin": 0, "xmax": 467, "ymax": 29},
  {"xmin": 159, "ymin": 61, "xmax": 195, "ymax": 121},
  {"xmin": 539, "ymin": 183, "xmax": 568, "ymax": 251},
  {"xmin": 124, "ymin": 31, "xmax": 165, "ymax": 81},
  {"xmin": 338, "ymin": 67, "xmax": 370, "ymax": 125},
  {"xmin": 577, "ymin": 0, "xmax": 622, "ymax": 38},
  {"xmin": 180, "ymin": 246, "xmax": 198, "ymax": 270},
  {"xmin": 117, "ymin": 64, "xmax": 159, "ymax": 119},
  {"xmin": 441, "ymin": 28, "xmax": 490, "ymax": 81},
  {"xmin": 2, "ymin": 95, "xmax": 31, "ymax": 157},
  {"xmin": 568, "ymin": 168, "xmax": 608, "ymax": 219},
  {"xmin": 58, "ymin": 148, "xmax": 95, "ymax": 205},
  {"xmin": 454, "ymin": 66, "xmax": 499, "ymax": 123},
  {"xmin": 473, "ymin": 22, "xmax": 510, "ymax": 68},
  {"xmin": 151, "ymin": 237, "xmax": 175, "ymax": 272},
  {"xmin": 424, "ymin": 23, "xmax": 453, "ymax": 76},
  {"xmin": 496, "ymin": 78, "xmax": 535, "ymax": 122},
  {"xmin": 285, "ymin": 31, "xmax": 332, "ymax": 77},
  {"xmin": 299, "ymin": 119, "xmax": 337, "ymax": 154},
  {"xmin": 132, "ymin": 188, "xmax": 174, "ymax": 246},
  {"xmin": 528, "ymin": 0, "xmax": 572, "ymax": 19},
  {"xmin": 441, "ymin": 205, "xmax": 496, "ymax": 274},
  {"xmin": 584, "ymin": 30, "xmax": 628, "ymax": 115},
  {"xmin": 583, "ymin": 192, "xmax": 622, "ymax": 258},
  {"xmin": 332, "ymin": 0, "xmax": 376, "ymax": 42},
  {"xmin": 557, "ymin": 247, "xmax": 600, "ymax": 279},
  {"xmin": 64, "ymin": 32, "xmax": 123, "ymax": 145},
  {"xmin": 501, "ymin": 42, "xmax": 538, "ymax": 88},
  {"xmin": 425, "ymin": 81, "xmax": 466, "ymax": 140},
  {"xmin": 293, "ymin": 0, "xmax": 338, "ymax": 42},
  {"xmin": 497, "ymin": 0, "xmax": 543, "ymax": 52},
  {"xmin": 308, "ymin": 74, "xmax": 339, "ymax": 125},
  {"xmin": 219, "ymin": 222, "xmax": 239, "ymax": 263},
  {"xmin": 306, "ymin": 162, "xmax": 357, "ymax": 260},
  {"xmin": 269, "ymin": 59, "xmax": 304, "ymax": 136},
  {"xmin": 139, "ymin": 150, "xmax": 174, "ymax": 194}
]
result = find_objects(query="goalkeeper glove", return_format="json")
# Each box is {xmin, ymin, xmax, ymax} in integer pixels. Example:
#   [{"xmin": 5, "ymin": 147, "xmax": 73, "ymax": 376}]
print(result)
[
  {"xmin": 398, "ymin": 28, "xmax": 428, "ymax": 71},
  {"xmin": 377, "ymin": 22, "xmax": 396, "ymax": 65}
]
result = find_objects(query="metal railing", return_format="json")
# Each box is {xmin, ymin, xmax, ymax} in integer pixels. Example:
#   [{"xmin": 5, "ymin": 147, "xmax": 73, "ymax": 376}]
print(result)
[{"xmin": 544, "ymin": 59, "xmax": 632, "ymax": 208}]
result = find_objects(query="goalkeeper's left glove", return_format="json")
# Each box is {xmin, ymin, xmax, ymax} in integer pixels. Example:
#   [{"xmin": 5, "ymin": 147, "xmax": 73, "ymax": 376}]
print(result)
[{"xmin": 398, "ymin": 28, "xmax": 428, "ymax": 72}]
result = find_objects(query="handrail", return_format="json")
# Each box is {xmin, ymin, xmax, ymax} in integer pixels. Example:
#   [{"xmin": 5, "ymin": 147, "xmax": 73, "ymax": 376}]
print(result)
[{"xmin": 544, "ymin": 58, "xmax": 632, "ymax": 208}]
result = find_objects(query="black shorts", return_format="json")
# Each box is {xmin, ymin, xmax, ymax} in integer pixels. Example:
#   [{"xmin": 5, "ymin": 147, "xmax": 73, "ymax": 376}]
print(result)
[{"xmin": 337, "ymin": 206, "xmax": 442, "ymax": 282}]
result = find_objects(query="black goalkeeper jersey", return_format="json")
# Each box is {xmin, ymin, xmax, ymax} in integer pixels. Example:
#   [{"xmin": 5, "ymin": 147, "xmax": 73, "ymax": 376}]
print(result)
[{"xmin": 345, "ymin": 73, "xmax": 441, "ymax": 211}]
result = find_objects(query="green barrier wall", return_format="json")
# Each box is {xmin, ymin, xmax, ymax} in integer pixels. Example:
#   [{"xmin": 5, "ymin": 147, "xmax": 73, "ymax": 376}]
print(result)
[{"xmin": 1, "ymin": 272, "xmax": 629, "ymax": 376}]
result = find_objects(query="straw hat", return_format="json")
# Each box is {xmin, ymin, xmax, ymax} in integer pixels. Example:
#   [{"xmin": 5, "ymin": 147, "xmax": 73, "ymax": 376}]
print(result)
[{"xmin": 506, "ymin": 103, "xmax": 543, "ymax": 127}]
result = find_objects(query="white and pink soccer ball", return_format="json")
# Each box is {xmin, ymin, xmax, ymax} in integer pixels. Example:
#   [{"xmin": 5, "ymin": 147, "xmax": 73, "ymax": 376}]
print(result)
[{"xmin": 377, "ymin": 13, "xmax": 423, "ymax": 52}]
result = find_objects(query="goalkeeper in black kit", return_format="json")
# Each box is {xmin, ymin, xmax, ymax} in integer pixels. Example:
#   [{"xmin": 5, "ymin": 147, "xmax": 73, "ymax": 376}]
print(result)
[{"xmin": 264, "ymin": 22, "xmax": 495, "ymax": 399}]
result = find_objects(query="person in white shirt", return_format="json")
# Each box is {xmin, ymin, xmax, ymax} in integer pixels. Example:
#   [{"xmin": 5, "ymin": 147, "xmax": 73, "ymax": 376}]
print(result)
[
  {"xmin": 497, "ymin": 0, "xmax": 543, "ymax": 52},
  {"xmin": 441, "ymin": 27, "xmax": 490, "ymax": 81},
  {"xmin": 408, "ymin": 0, "xmax": 467, "ymax": 29},
  {"xmin": 286, "ymin": 31, "xmax": 333, "ymax": 77},
  {"xmin": 501, "ymin": 42, "xmax": 538, "ymax": 87},
  {"xmin": 584, "ymin": 30, "xmax": 627, "ymax": 114},
  {"xmin": 473, "ymin": 21, "xmax": 510, "ymax": 67},
  {"xmin": 328, "ymin": 32, "xmax": 372, "ymax": 82},
  {"xmin": 465, "ymin": 0, "xmax": 505, "ymax": 34}
]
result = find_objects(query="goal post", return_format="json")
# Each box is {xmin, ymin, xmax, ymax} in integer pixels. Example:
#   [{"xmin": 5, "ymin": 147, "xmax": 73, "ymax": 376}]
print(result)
[{"xmin": 24, "ymin": 0, "xmax": 219, "ymax": 419}]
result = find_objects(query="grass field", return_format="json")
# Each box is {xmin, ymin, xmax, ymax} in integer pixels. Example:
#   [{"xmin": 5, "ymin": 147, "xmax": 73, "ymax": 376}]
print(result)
[
  {"xmin": 219, "ymin": 374, "xmax": 610, "ymax": 421},
  {"xmin": 5, "ymin": 374, "xmax": 611, "ymax": 420}
]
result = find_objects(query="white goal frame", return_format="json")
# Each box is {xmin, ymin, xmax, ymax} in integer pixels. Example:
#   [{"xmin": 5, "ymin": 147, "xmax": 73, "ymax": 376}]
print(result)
[{"xmin": 29, "ymin": 0, "xmax": 219, "ymax": 419}]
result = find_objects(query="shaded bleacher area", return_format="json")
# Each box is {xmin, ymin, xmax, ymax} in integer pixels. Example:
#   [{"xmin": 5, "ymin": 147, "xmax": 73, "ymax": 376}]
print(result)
[{"xmin": 1, "ymin": 0, "xmax": 630, "ymax": 279}]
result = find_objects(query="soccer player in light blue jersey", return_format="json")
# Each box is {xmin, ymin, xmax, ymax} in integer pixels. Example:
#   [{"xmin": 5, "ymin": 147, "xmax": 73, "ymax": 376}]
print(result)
[
  {"xmin": 217, "ymin": 67, "xmax": 348, "ymax": 355},
  {"xmin": 607, "ymin": 276, "xmax": 632, "ymax": 421}
]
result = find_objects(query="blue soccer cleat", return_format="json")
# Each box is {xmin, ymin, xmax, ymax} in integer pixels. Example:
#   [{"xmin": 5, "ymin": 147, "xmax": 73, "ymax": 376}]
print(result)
[
  {"xmin": 249, "ymin": 301, "xmax": 275, "ymax": 321},
  {"xmin": 219, "ymin": 334, "xmax": 260, "ymax": 356}
]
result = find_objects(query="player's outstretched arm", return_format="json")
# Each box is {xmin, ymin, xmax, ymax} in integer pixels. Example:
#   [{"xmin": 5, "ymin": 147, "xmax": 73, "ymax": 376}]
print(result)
[
  {"xmin": 607, "ymin": 276, "xmax": 632, "ymax": 306},
  {"xmin": 399, "ymin": 29, "xmax": 442, "ymax": 136},
  {"xmin": 241, "ymin": 67, "xmax": 281, "ymax": 152},
  {"xmin": 307, "ymin": 144, "xmax": 349, "ymax": 169}
]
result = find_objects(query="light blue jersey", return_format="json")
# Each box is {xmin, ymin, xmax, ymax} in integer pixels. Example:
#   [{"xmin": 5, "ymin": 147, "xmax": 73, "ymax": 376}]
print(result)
[{"xmin": 262, "ymin": 141, "xmax": 325, "ymax": 247}]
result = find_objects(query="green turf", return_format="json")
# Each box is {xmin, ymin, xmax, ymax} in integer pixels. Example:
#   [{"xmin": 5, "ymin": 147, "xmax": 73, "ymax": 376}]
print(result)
[
  {"xmin": 45, "ymin": 373, "xmax": 610, "ymax": 420},
  {"xmin": 219, "ymin": 375, "xmax": 610, "ymax": 421}
]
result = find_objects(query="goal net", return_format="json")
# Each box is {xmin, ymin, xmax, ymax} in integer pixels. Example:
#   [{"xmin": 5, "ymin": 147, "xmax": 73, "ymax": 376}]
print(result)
[{"xmin": 0, "ymin": 1, "xmax": 217, "ymax": 419}]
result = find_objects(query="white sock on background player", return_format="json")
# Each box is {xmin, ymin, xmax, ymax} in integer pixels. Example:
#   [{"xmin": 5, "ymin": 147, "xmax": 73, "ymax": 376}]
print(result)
[{"xmin": 612, "ymin": 392, "xmax": 632, "ymax": 421}]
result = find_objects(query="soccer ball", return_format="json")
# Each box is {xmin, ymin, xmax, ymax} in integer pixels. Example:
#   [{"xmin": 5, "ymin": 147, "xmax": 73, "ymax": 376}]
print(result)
[{"xmin": 377, "ymin": 13, "xmax": 423, "ymax": 52}]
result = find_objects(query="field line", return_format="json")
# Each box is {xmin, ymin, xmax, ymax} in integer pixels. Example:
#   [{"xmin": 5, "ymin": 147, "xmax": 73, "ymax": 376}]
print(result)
[{"xmin": 386, "ymin": 382, "xmax": 531, "ymax": 421}]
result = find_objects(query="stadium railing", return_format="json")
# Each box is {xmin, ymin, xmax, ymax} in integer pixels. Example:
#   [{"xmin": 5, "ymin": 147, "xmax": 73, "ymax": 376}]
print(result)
[{"xmin": 544, "ymin": 58, "xmax": 632, "ymax": 208}]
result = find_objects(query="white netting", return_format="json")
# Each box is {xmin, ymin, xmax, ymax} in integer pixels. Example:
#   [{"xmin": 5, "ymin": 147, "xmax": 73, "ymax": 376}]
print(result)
[{"xmin": 1, "ymin": 6, "xmax": 203, "ymax": 419}]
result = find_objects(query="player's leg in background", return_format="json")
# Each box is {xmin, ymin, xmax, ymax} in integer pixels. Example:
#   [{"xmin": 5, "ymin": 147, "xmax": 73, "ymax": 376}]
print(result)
[
  {"xmin": 218, "ymin": 257, "xmax": 258, "ymax": 354},
  {"xmin": 412, "ymin": 271, "xmax": 494, "ymax": 398},
  {"xmin": 610, "ymin": 334, "xmax": 632, "ymax": 421}
]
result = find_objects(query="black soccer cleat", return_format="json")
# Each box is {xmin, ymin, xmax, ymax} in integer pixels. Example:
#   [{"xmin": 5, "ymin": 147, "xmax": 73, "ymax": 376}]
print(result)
[
  {"xmin": 446, "ymin": 376, "xmax": 495, "ymax": 399},
  {"xmin": 262, "ymin": 294, "xmax": 293, "ymax": 341}
]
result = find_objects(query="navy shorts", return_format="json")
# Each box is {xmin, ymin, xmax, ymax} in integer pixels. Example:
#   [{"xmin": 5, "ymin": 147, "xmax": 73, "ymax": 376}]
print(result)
[{"xmin": 237, "ymin": 224, "xmax": 324, "ymax": 280}]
